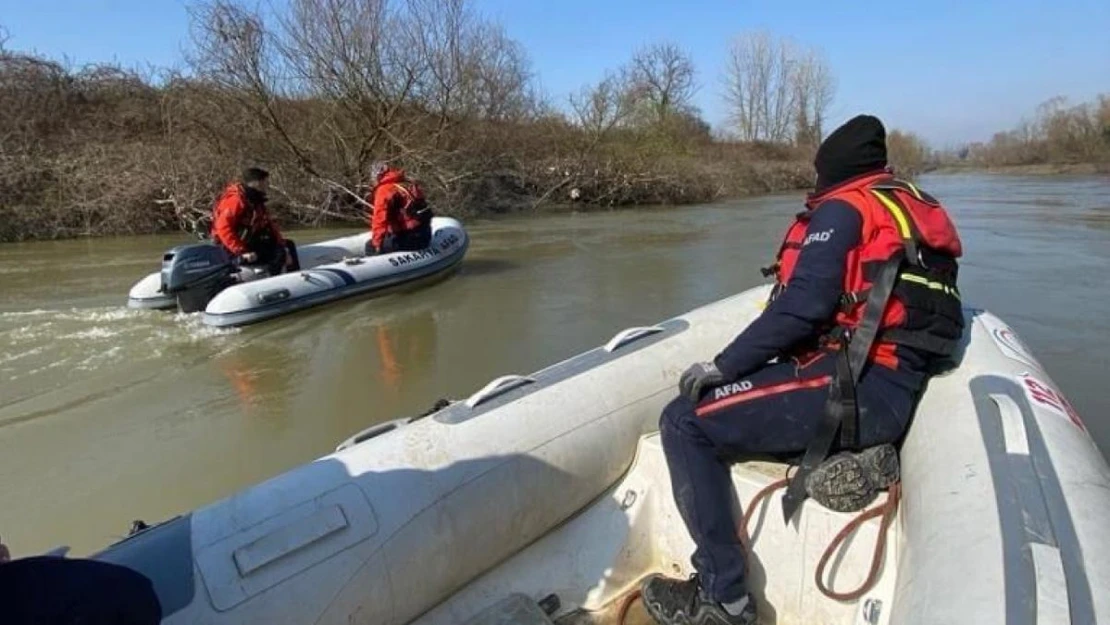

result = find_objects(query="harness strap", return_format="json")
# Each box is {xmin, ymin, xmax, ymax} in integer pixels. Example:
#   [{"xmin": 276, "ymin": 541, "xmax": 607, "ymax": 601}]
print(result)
[
  {"xmin": 779, "ymin": 186, "xmax": 941, "ymax": 522},
  {"xmin": 762, "ymin": 212, "xmax": 810, "ymax": 280},
  {"xmin": 779, "ymin": 380, "xmax": 842, "ymax": 523},
  {"xmin": 872, "ymin": 178, "xmax": 940, "ymax": 205},
  {"xmin": 781, "ymin": 252, "xmax": 904, "ymax": 523},
  {"xmin": 839, "ymin": 289, "xmax": 869, "ymax": 311},
  {"xmin": 871, "ymin": 188, "xmax": 922, "ymax": 267}
]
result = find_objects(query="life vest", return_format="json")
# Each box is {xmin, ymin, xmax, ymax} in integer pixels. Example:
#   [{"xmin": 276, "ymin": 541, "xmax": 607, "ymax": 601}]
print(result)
[
  {"xmin": 390, "ymin": 180, "xmax": 431, "ymax": 228},
  {"xmin": 210, "ymin": 184, "xmax": 280, "ymax": 253},
  {"xmin": 774, "ymin": 171, "xmax": 964, "ymax": 523},
  {"xmin": 767, "ymin": 171, "xmax": 963, "ymax": 368}
]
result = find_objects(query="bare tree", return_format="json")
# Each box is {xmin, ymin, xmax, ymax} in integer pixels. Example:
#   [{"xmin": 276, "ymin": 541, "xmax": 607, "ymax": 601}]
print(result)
[
  {"xmin": 185, "ymin": 0, "xmax": 538, "ymax": 217},
  {"xmin": 0, "ymin": 15, "xmax": 830, "ymax": 242},
  {"xmin": 792, "ymin": 49, "xmax": 834, "ymax": 147},
  {"xmin": 725, "ymin": 32, "xmax": 785, "ymax": 142},
  {"xmin": 568, "ymin": 69, "xmax": 638, "ymax": 147},
  {"xmin": 628, "ymin": 42, "xmax": 697, "ymax": 126},
  {"xmin": 723, "ymin": 31, "xmax": 835, "ymax": 145}
]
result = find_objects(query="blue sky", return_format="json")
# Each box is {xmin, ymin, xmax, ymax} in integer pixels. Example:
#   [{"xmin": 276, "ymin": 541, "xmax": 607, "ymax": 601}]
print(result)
[{"xmin": 2, "ymin": 0, "xmax": 1107, "ymax": 146}]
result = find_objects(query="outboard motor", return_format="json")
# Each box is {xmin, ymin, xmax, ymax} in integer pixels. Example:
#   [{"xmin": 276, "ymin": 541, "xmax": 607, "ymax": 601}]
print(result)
[{"xmin": 160, "ymin": 243, "xmax": 236, "ymax": 313}]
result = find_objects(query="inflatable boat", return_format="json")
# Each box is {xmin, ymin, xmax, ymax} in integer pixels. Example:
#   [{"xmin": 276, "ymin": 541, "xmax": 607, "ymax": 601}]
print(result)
[
  {"xmin": 91, "ymin": 285, "xmax": 1109, "ymax": 624},
  {"xmin": 126, "ymin": 217, "xmax": 468, "ymax": 327}
]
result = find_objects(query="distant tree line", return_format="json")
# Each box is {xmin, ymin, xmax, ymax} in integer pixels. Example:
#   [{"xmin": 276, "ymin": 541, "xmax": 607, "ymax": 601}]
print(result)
[
  {"xmin": 1, "ymin": 5, "xmax": 979, "ymax": 243},
  {"xmin": 951, "ymin": 96, "xmax": 1110, "ymax": 168}
]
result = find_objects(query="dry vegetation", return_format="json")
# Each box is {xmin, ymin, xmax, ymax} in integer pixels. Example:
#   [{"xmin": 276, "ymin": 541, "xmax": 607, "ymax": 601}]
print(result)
[
  {"xmin": 941, "ymin": 95, "xmax": 1110, "ymax": 171},
  {"xmin": 1, "ymin": 8, "xmax": 988, "ymax": 243},
  {"xmin": 886, "ymin": 130, "xmax": 933, "ymax": 176}
]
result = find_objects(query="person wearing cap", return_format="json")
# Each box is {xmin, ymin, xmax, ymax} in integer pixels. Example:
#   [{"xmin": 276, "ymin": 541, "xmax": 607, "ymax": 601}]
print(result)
[
  {"xmin": 210, "ymin": 167, "xmax": 299, "ymax": 274},
  {"xmin": 366, "ymin": 162, "xmax": 434, "ymax": 256},
  {"xmin": 639, "ymin": 115, "xmax": 963, "ymax": 625}
]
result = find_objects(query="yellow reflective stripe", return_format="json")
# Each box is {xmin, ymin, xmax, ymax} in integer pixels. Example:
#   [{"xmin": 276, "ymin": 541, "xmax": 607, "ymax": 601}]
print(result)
[
  {"xmin": 904, "ymin": 181, "xmax": 924, "ymax": 200},
  {"xmin": 870, "ymin": 190, "xmax": 913, "ymax": 240},
  {"xmin": 899, "ymin": 273, "xmax": 960, "ymax": 299}
]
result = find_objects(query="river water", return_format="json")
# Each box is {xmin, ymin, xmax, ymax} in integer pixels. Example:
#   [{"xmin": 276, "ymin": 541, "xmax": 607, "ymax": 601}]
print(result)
[{"xmin": 1, "ymin": 173, "xmax": 1107, "ymax": 557}]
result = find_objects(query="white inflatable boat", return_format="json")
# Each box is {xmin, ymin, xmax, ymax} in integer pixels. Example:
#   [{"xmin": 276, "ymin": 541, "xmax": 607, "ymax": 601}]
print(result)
[
  {"xmin": 126, "ymin": 217, "xmax": 468, "ymax": 327},
  {"xmin": 92, "ymin": 285, "xmax": 1109, "ymax": 624}
]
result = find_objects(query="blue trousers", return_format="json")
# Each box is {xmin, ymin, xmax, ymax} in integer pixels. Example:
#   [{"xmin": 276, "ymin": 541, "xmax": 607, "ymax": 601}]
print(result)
[{"xmin": 659, "ymin": 351, "xmax": 917, "ymax": 602}]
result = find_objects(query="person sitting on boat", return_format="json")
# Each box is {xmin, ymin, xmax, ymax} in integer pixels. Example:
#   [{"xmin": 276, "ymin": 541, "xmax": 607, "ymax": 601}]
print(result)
[
  {"xmin": 0, "ymin": 535, "xmax": 162, "ymax": 624},
  {"xmin": 640, "ymin": 115, "xmax": 964, "ymax": 625},
  {"xmin": 366, "ymin": 161, "xmax": 434, "ymax": 256},
  {"xmin": 211, "ymin": 167, "xmax": 300, "ymax": 274}
]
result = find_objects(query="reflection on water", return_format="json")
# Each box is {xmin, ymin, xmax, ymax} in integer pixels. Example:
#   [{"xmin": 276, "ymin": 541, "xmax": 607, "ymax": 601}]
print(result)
[{"xmin": 0, "ymin": 173, "xmax": 1108, "ymax": 556}]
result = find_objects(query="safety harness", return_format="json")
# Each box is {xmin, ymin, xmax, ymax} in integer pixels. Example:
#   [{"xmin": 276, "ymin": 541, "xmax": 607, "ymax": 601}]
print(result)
[{"xmin": 779, "ymin": 179, "xmax": 962, "ymax": 522}]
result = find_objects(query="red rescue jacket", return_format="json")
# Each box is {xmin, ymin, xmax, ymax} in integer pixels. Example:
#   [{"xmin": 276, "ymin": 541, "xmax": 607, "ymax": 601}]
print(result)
[
  {"xmin": 210, "ymin": 183, "xmax": 284, "ymax": 256},
  {"xmin": 369, "ymin": 169, "xmax": 430, "ymax": 250},
  {"xmin": 770, "ymin": 171, "xmax": 964, "ymax": 369}
]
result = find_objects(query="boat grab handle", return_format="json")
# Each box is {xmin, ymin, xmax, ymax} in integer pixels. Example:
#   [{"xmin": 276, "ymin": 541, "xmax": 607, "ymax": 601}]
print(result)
[
  {"xmin": 603, "ymin": 325, "xmax": 665, "ymax": 353},
  {"xmin": 335, "ymin": 417, "xmax": 414, "ymax": 452},
  {"xmin": 465, "ymin": 375, "xmax": 536, "ymax": 408}
]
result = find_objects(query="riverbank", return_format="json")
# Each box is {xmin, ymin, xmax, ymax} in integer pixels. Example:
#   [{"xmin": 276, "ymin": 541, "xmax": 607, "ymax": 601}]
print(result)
[
  {"xmin": 930, "ymin": 162, "xmax": 1110, "ymax": 176},
  {"xmin": 0, "ymin": 23, "xmax": 816, "ymax": 244},
  {"xmin": 0, "ymin": 156, "xmax": 814, "ymax": 243}
]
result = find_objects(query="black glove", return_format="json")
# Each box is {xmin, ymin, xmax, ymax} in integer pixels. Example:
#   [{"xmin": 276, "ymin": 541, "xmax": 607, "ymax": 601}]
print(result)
[{"xmin": 679, "ymin": 361, "xmax": 726, "ymax": 402}]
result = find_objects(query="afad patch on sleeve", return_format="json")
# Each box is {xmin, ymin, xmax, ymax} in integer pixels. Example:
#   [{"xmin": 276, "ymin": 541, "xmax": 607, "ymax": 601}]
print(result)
[{"xmin": 1020, "ymin": 373, "xmax": 1087, "ymax": 433}]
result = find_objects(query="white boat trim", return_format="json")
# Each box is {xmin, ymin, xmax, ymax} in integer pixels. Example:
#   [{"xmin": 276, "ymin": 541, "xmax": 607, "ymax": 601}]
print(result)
[
  {"xmin": 200, "ymin": 236, "xmax": 467, "ymax": 328},
  {"xmin": 124, "ymin": 217, "xmax": 469, "ymax": 326}
]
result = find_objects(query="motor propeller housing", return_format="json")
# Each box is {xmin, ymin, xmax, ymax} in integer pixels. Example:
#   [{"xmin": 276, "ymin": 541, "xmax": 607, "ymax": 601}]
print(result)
[{"xmin": 160, "ymin": 243, "xmax": 236, "ymax": 313}]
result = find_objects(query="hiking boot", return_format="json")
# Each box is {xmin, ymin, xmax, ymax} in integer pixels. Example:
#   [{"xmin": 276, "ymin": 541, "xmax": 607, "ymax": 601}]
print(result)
[
  {"xmin": 640, "ymin": 574, "xmax": 758, "ymax": 625},
  {"xmin": 858, "ymin": 443, "xmax": 900, "ymax": 489},
  {"xmin": 804, "ymin": 444, "xmax": 899, "ymax": 513}
]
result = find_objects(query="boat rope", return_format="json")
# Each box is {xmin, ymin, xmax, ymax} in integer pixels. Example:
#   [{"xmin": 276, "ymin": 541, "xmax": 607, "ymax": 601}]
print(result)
[
  {"xmin": 615, "ymin": 470, "xmax": 899, "ymax": 624},
  {"xmin": 738, "ymin": 470, "xmax": 793, "ymax": 553},
  {"xmin": 738, "ymin": 470, "xmax": 901, "ymax": 603},
  {"xmin": 616, "ymin": 588, "xmax": 642, "ymax": 625},
  {"xmin": 813, "ymin": 482, "xmax": 900, "ymax": 602}
]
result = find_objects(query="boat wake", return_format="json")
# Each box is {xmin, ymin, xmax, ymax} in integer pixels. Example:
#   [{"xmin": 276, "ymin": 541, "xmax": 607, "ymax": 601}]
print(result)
[{"xmin": 0, "ymin": 306, "xmax": 240, "ymax": 425}]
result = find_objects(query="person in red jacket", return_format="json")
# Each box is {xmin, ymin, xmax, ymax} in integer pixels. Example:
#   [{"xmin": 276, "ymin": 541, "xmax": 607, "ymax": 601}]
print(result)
[
  {"xmin": 210, "ymin": 167, "xmax": 299, "ymax": 273},
  {"xmin": 366, "ymin": 162, "xmax": 433, "ymax": 255}
]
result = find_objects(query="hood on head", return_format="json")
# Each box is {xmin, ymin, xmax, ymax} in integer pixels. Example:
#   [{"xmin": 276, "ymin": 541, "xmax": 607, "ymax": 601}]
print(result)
[
  {"xmin": 814, "ymin": 115, "xmax": 888, "ymax": 193},
  {"xmin": 378, "ymin": 168, "xmax": 405, "ymax": 185}
]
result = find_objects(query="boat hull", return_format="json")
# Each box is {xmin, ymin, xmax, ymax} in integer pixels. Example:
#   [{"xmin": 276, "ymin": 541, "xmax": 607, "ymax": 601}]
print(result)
[
  {"xmin": 90, "ymin": 286, "xmax": 1110, "ymax": 625},
  {"xmin": 124, "ymin": 217, "xmax": 468, "ymax": 326}
]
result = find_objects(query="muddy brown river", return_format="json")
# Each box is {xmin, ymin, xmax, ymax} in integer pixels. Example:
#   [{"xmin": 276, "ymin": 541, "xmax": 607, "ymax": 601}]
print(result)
[{"xmin": 1, "ymin": 173, "xmax": 1107, "ymax": 557}]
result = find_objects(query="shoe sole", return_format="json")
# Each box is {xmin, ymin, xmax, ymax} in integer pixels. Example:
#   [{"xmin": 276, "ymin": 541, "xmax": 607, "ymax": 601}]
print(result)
[
  {"xmin": 805, "ymin": 452, "xmax": 877, "ymax": 513},
  {"xmin": 858, "ymin": 444, "xmax": 900, "ymax": 489},
  {"xmin": 805, "ymin": 445, "xmax": 900, "ymax": 513}
]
